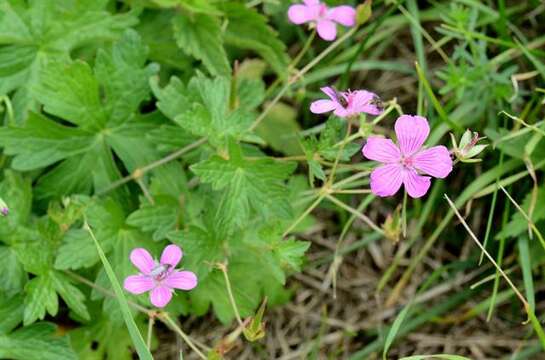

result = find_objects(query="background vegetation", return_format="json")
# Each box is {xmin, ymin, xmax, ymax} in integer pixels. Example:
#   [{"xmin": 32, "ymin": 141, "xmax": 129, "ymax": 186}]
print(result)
[{"xmin": 1, "ymin": 0, "xmax": 545, "ymax": 359}]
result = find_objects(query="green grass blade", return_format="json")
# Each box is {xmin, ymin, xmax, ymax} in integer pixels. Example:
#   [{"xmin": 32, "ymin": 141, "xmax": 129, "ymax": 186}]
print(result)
[
  {"xmin": 85, "ymin": 221, "xmax": 153, "ymax": 360},
  {"xmin": 518, "ymin": 235, "xmax": 535, "ymax": 312},
  {"xmin": 415, "ymin": 62, "xmax": 462, "ymax": 131},
  {"xmin": 350, "ymin": 288, "xmax": 477, "ymax": 359},
  {"xmin": 399, "ymin": 355, "xmax": 472, "ymax": 360},
  {"xmin": 382, "ymin": 305, "xmax": 410, "ymax": 360},
  {"xmin": 487, "ymin": 201, "xmax": 510, "ymax": 321},
  {"xmin": 517, "ymin": 39, "xmax": 545, "ymax": 81}
]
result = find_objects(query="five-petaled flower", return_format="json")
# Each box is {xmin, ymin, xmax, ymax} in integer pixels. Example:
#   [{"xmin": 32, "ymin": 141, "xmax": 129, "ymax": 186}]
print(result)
[
  {"xmin": 362, "ymin": 115, "xmax": 453, "ymax": 198},
  {"xmin": 124, "ymin": 245, "xmax": 197, "ymax": 308},
  {"xmin": 288, "ymin": 0, "xmax": 356, "ymax": 41},
  {"xmin": 310, "ymin": 86, "xmax": 382, "ymax": 118}
]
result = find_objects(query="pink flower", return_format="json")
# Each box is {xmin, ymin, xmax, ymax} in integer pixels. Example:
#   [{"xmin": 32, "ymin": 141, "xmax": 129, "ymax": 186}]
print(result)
[
  {"xmin": 362, "ymin": 115, "xmax": 453, "ymax": 198},
  {"xmin": 310, "ymin": 86, "xmax": 383, "ymax": 118},
  {"xmin": 288, "ymin": 0, "xmax": 356, "ymax": 41},
  {"xmin": 123, "ymin": 245, "xmax": 197, "ymax": 308}
]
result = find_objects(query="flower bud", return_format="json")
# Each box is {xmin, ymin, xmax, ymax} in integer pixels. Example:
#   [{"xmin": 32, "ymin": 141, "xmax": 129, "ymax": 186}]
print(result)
[
  {"xmin": 0, "ymin": 197, "xmax": 8, "ymax": 217},
  {"xmin": 450, "ymin": 129, "xmax": 487, "ymax": 163}
]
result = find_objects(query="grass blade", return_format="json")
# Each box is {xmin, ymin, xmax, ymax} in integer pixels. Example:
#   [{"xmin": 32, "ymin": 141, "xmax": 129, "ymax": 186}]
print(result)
[
  {"xmin": 84, "ymin": 220, "xmax": 153, "ymax": 360},
  {"xmin": 414, "ymin": 62, "xmax": 462, "ymax": 131},
  {"xmin": 400, "ymin": 355, "xmax": 472, "ymax": 360},
  {"xmin": 382, "ymin": 305, "xmax": 410, "ymax": 360},
  {"xmin": 518, "ymin": 235, "xmax": 535, "ymax": 312}
]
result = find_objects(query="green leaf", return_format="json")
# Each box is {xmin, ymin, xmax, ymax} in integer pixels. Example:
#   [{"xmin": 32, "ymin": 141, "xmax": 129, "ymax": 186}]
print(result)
[
  {"xmin": 23, "ymin": 273, "xmax": 58, "ymax": 325},
  {"xmin": 169, "ymin": 225, "xmax": 224, "ymax": 278},
  {"xmin": 0, "ymin": 0, "xmax": 137, "ymax": 122},
  {"xmin": 11, "ymin": 226, "xmax": 56, "ymax": 275},
  {"xmin": 55, "ymin": 229, "xmax": 100, "ymax": 270},
  {"xmin": 150, "ymin": 76, "xmax": 195, "ymax": 121},
  {"xmin": 0, "ymin": 294, "xmax": 24, "ymax": 334},
  {"xmin": 191, "ymin": 143, "xmax": 296, "ymax": 230},
  {"xmin": 153, "ymin": 74, "xmax": 254, "ymax": 147},
  {"xmin": 33, "ymin": 60, "xmax": 107, "ymax": 130},
  {"xmin": 51, "ymin": 272, "xmax": 90, "ymax": 321},
  {"xmin": 70, "ymin": 317, "xmax": 136, "ymax": 360},
  {"xmin": 0, "ymin": 322, "xmax": 77, "ymax": 360},
  {"xmin": 106, "ymin": 121, "xmax": 160, "ymax": 172},
  {"xmin": 190, "ymin": 268, "xmax": 261, "ymax": 323},
  {"xmin": 95, "ymin": 29, "xmax": 158, "ymax": 126},
  {"xmin": 0, "ymin": 170, "xmax": 32, "ymax": 236},
  {"xmin": 0, "ymin": 32, "xmax": 158, "ymax": 198},
  {"xmin": 35, "ymin": 152, "xmax": 95, "ymax": 199},
  {"xmin": 274, "ymin": 239, "xmax": 310, "ymax": 273},
  {"xmin": 126, "ymin": 200, "xmax": 179, "ymax": 241},
  {"xmin": 0, "ymin": 246, "xmax": 27, "ymax": 296},
  {"xmin": 55, "ymin": 198, "xmax": 119, "ymax": 271},
  {"xmin": 147, "ymin": 123, "xmax": 197, "ymax": 153},
  {"xmin": 153, "ymin": 0, "xmax": 222, "ymax": 15},
  {"xmin": 172, "ymin": 12, "xmax": 230, "ymax": 76},
  {"xmin": 0, "ymin": 112, "xmax": 95, "ymax": 171},
  {"xmin": 222, "ymin": 3, "xmax": 289, "ymax": 78},
  {"xmin": 255, "ymin": 102, "xmax": 303, "ymax": 156}
]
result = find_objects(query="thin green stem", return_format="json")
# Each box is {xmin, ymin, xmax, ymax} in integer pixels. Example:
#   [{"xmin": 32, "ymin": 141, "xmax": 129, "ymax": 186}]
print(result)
[
  {"xmin": 136, "ymin": 178, "xmax": 155, "ymax": 205},
  {"xmin": 290, "ymin": 30, "xmax": 316, "ymax": 71},
  {"xmin": 282, "ymin": 194, "xmax": 324, "ymax": 237},
  {"xmin": 402, "ymin": 190, "xmax": 408, "ymax": 238},
  {"xmin": 147, "ymin": 315, "xmax": 155, "ymax": 350},
  {"xmin": 97, "ymin": 138, "xmax": 207, "ymax": 196},
  {"xmin": 324, "ymin": 193, "xmax": 383, "ymax": 235},
  {"xmin": 500, "ymin": 186, "xmax": 545, "ymax": 251},
  {"xmin": 444, "ymin": 195, "xmax": 528, "ymax": 307},
  {"xmin": 333, "ymin": 189, "xmax": 371, "ymax": 194},
  {"xmin": 217, "ymin": 263, "xmax": 244, "ymax": 327}
]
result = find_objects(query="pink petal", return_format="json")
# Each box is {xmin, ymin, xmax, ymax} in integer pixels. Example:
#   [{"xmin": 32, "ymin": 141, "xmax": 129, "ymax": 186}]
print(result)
[
  {"xmin": 370, "ymin": 164, "xmax": 403, "ymax": 197},
  {"xmin": 288, "ymin": 4, "xmax": 313, "ymax": 24},
  {"xmin": 303, "ymin": 0, "xmax": 320, "ymax": 5},
  {"xmin": 362, "ymin": 137, "xmax": 401, "ymax": 163},
  {"xmin": 403, "ymin": 168, "xmax": 431, "ymax": 198},
  {"xmin": 327, "ymin": 6, "xmax": 356, "ymax": 27},
  {"xmin": 164, "ymin": 270, "xmax": 198, "ymax": 290},
  {"xmin": 310, "ymin": 99, "xmax": 337, "ymax": 114},
  {"xmin": 160, "ymin": 244, "xmax": 183, "ymax": 268},
  {"xmin": 316, "ymin": 19, "xmax": 337, "ymax": 41},
  {"xmin": 124, "ymin": 275, "xmax": 155, "ymax": 294},
  {"xmin": 351, "ymin": 90, "xmax": 382, "ymax": 115},
  {"xmin": 150, "ymin": 285, "xmax": 172, "ymax": 308},
  {"xmin": 395, "ymin": 115, "xmax": 430, "ymax": 156},
  {"xmin": 362, "ymin": 104, "xmax": 382, "ymax": 115},
  {"xmin": 321, "ymin": 86, "xmax": 339, "ymax": 102},
  {"xmin": 412, "ymin": 145, "xmax": 453, "ymax": 178},
  {"xmin": 130, "ymin": 248, "xmax": 155, "ymax": 275},
  {"xmin": 333, "ymin": 107, "xmax": 349, "ymax": 118}
]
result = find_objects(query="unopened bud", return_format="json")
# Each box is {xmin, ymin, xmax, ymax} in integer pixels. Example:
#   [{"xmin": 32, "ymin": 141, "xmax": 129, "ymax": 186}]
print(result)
[
  {"xmin": 450, "ymin": 130, "xmax": 487, "ymax": 163},
  {"xmin": 0, "ymin": 198, "xmax": 8, "ymax": 217}
]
